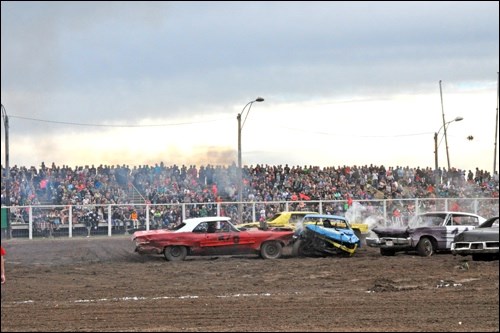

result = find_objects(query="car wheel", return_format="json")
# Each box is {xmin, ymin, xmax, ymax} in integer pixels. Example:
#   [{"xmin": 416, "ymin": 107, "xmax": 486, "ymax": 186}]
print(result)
[
  {"xmin": 380, "ymin": 248, "xmax": 395, "ymax": 256},
  {"xmin": 260, "ymin": 241, "xmax": 283, "ymax": 259},
  {"xmin": 292, "ymin": 239, "xmax": 315, "ymax": 257},
  {"xmin": 416, "ymin": 237, "xmax": 434, "ymax": 257},
  {"xmin": 164, "ymin": 246, "xmax": 187, "ymax": 261}
]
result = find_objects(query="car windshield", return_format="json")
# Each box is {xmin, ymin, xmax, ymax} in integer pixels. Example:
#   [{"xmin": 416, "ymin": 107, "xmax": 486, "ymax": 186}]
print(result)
[
  {"xmin": 408, "ymin": 214, "xmax": 445, "ymax": 228},
  {"xmin": 303, "ymin": 217, "xmax": 349, "ymax": 229},
  {"xmin": 268, "ymin": 213, "xmax": 282, "ymax": 222}
]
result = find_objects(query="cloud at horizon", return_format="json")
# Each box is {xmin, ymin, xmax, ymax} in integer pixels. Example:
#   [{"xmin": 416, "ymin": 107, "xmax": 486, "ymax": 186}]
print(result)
[{"xmin": 1, "ymin": 1, "xmax": 499, "ymax": 171}]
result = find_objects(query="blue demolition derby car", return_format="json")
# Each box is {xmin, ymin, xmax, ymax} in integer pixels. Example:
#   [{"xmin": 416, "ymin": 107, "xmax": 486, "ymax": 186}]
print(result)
[{"xmin": 292, "ymin": 214, "xmax": 360, "ymax": 257}]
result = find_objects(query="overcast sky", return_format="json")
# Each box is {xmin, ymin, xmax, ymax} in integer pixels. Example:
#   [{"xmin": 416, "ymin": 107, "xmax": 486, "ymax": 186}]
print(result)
[{"xmin": 1, "ymin": 1, "xmax": 499, "ymax": 173}]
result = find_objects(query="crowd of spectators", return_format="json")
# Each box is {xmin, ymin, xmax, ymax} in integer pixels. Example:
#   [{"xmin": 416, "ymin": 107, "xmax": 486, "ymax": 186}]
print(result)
[
  {"xmin": 1, "ymin": 161, "xmax": 498, "ymax": 226},
  {"xmin": 2, "ymin": 162, "xmax": 498, "ymax": 205}
]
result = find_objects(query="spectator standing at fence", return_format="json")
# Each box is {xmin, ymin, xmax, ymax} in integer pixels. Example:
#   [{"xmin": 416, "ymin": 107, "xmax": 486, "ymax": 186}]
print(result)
[
  {"xmin": 392, "ymin": 208, "xmax": 402, "ymax": 226},
  {"xmin": 112, "ymin": 208, "xmax": 124, "ymax": 231},
  {"xmin": 49, "ymin": 208, "xmax": 61, "ymax": 230},
  {"xmin": 153, "ymin": 209, "xmax": 162, "ymax": 229},
  {"xmin": 259, "ymin": 208, "xmax": 266, "ymax": 222},
  {"xmin": 130, "ymin": 209, "xmax": 139, "ymax": 229},
  {"xmin": 1, "ymin": 246, "xmax": 6, "ymax": 284}
]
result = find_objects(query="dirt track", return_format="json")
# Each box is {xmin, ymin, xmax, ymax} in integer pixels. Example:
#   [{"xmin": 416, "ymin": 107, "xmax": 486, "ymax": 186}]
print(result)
[{"xmin": 1, "ymin": 236, "xmax": 498, "ymax": 332}]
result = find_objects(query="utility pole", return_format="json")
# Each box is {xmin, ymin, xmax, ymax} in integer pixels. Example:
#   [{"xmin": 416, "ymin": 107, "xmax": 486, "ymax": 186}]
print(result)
[{"xmin": 439, "ymin": 80, "xmax": 451, "ymax": 170}]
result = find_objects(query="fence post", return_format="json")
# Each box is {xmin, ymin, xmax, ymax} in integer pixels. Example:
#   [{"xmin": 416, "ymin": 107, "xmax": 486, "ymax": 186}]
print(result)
[
  {"xmin": 107, "ymin": 205, "xmax": 112, "ymax": 236},
  {"xmin": 28, "ymin": 206, "xmax": 33, "ymax": 240},
  {"xmin": 68, "ymin": 206, "xmax": 73, "ymax": 238},
  {"xmin": 251, "ymin": 203, "xmax": 256, "ymax": 222},
  {"xmin": 382, "ymin": 200, "xmax": 387, "ymax": 227}
]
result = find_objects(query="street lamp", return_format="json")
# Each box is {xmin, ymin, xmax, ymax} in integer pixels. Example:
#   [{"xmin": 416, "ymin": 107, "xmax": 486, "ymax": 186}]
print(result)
[
  {"xmin": 434, "ymin": 116, "xmax": 463, "ymax": 171},
  {"xmin": 237, "ymin": 97, "xmax": 264, "ymax": 223}
]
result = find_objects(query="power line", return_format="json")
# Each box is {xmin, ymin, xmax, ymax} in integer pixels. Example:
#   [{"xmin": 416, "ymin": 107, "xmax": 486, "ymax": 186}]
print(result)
[
  {"xmin": 6, "ymin": 114, "xmax": 441, "ymax": 138},
  {"xmin": 9, "ymin": 115, "xmax": 230, "ymax": 127}
]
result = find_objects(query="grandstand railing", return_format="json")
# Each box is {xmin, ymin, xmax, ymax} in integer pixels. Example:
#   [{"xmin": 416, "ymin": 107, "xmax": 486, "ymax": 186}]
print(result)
[{"xmin": 1, "ymin": 197, "xmax": 498, "ymax": 239}]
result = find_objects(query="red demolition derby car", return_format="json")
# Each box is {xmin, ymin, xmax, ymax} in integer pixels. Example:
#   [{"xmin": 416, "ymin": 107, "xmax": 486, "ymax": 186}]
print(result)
[{"xmin": 133, "ymin": 216, "xmax": 295, "ymax": 261}]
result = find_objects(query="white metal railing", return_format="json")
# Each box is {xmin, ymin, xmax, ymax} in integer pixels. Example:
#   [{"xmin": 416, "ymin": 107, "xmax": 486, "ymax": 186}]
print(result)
[{"xmin": 1, "ymin": 197, "xmax": 498, "ymax": 239}]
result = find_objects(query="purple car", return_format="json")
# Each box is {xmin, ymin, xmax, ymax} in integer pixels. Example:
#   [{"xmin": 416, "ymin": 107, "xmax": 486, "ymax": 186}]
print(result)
[{"xmin": 366, "ymin": 211, "xmax": 486, "ymax": 256}]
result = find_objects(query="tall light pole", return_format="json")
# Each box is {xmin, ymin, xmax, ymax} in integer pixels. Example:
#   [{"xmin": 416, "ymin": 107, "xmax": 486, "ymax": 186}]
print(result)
[
  {"xmin": 434, "ymin": 116, "xmax": 463, "ymax": 171},
  {"xmin": 237, "ymin": 97, "xmax": 264, "ymax": 223},
  {"xmin": 1, "ymin": 104, "xmax": 11, "ymax": 239},
  {"xmin": 494, "ymin": 72, "xmax": 499, "ymax": 174}
]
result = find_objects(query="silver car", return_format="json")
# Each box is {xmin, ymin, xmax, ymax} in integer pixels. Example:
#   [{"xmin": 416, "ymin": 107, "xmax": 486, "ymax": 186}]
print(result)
[{"xmin": 451, "ymin": 216, "xmax": 499, "ymax": 261}]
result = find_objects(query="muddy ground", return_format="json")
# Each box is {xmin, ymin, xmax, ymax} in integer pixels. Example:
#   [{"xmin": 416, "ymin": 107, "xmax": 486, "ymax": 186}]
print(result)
[{"xmin": 1, "ymin": 235, "xmax": 498, "ymax": 332}]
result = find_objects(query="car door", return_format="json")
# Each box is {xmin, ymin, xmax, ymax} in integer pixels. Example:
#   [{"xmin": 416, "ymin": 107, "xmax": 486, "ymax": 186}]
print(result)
[
  {"xmin": 444, "ymin": 214, "xmax": 478, "ymax": 249},
  {"xmin": 199, "ymin": 221, "xmax": 250, "ymax": 255}
]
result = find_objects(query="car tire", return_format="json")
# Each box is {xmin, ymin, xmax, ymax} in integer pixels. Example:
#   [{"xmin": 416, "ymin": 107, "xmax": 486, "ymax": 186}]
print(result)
[
  {"xmin": 380, "ymin": 248, "xmax": 396, "ymax": 256},
  {"xmin": 164, "ymin": 246, "xmax": 187, "ymax": 261},
  {"xmin": 260, "ymin": 241, "xmax": 282, "ymax": 259},
  {"xmin": 292, "ymin": 239, "xmax": 315, "ymax": 257},
  {"xmin": 416, "ymin": 237, "xmax": 434, "ymax": 257}
]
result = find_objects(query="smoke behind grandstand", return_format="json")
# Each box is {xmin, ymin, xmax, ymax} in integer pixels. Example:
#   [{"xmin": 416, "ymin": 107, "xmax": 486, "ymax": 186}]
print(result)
[{"xmin": 1, "ymin": 2, "xmax": 499, "ymax": 172}]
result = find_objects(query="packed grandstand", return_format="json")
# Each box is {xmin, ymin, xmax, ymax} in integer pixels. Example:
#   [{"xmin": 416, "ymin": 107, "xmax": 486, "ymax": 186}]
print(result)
[
  {"xmin": 1, "ymin": 162, "xmax": 498, "ymax": 230},
  {"xmin": 2, "ymin": 162, "xmax": 498, "ymax": 204}
]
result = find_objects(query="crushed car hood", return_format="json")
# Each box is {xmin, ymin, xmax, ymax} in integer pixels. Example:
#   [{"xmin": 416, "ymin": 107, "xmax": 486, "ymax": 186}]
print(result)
[
  {"xmin": 306, "ymin": 224, "xmax": 359, "ymax": 245},
  {"xmin": 371, "ymin": 226, "xmax": 409, "ymax": 238}
]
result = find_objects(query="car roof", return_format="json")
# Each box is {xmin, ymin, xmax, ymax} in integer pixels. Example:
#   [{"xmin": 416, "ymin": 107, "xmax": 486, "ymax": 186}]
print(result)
[
  {"xmin": 418, "ymin": 211, "xmax": 480, "ymax": 216},
  {"xmin": 277, "ymin": 211, "xmax": 318, "ymax": 214},
  {"xmin": 418, "ymin": 211, "xmax": 485, "ymax": 220},
  {"xmin": 183, "ymin": 216, "xmax": 231, "ymax": 224},
  {"xmin": 176, "ymin": 216, "xmax": 232, "ymax": 232},
  {"xmin": 303, "ymin": 214, "xmax": 347, "ymax": 220}
]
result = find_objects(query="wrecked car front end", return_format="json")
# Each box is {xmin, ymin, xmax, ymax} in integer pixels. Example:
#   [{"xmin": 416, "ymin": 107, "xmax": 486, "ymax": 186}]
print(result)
[
  {"xmin": 292, "ymin": 214, "xmax": 360, "ymax": 257},
  {"xmin": 366, "ymin": 227, "xmax": 412, "ymax": 250}
]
